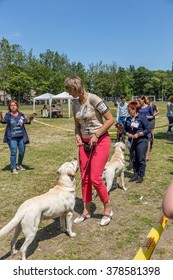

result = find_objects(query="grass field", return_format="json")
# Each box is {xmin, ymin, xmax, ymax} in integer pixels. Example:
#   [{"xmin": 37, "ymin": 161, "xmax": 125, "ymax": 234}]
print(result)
[{"xmin": 0, "ymin": 102, "xmax": 173, "ymax": 260}]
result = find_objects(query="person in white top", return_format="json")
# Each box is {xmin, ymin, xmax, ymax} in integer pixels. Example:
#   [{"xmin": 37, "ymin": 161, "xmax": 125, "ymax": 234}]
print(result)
[{"xmin": 64, "ymin": 76, "xmax": 114, "ymax": 226}]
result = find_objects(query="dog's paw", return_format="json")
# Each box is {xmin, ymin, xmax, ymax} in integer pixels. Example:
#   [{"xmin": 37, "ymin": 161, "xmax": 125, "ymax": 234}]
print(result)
[
  {"xmin": 11, "ymin": 249, "xmax": 19, "ymax": 255},
  {"xmin": 69, "ymin": 232, "xmax": 76, "ymax": 238},
  {"xmin": 123, "ymin": 187, "xmax": 127, "ymax": 191}
]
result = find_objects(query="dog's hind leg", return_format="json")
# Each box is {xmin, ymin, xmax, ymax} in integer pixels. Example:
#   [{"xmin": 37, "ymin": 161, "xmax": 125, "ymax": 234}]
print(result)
[
  {"xmin": 66, "ymin": 212, "xmax": 76, "ymax": 237},
  {"xmin": 19, "ymin": 216, "xmax": 40, "ymax": 260},
  {"xmin": 10, "ymin": 223, "xmax": 22, "ymax": 256},
  {"xmin": 20, "ymin": 232, "xmax": 37, "ymax": 260},
  {"xmin": 120, "ymin": 171, "xmax": 127, "ymax": 191},
  {"xmin": 105, "ymin": 172, "xmax": 115, "ymax": 193},
  {"xmin": 19, "ymin": 227, "xmax": 38, "ymax": 260}
]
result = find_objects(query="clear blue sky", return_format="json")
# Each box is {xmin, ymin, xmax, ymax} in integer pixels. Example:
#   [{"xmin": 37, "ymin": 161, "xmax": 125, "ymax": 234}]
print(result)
[{"xmin": 1, "ymin": 0, "xmax": 173, "ymax": 71}]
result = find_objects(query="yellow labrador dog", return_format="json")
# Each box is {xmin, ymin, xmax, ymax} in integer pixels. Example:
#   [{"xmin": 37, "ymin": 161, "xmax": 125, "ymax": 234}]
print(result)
[
  {"xmin": 93, "ymin": 142, "xmax": 126, "ymax": 200},
  {"xmin": 0, "ymin": 159, "xmax": 78, "ymax": 260},
  {"xmin": 103, "ymin": 142, "xmax": 126, "ymax": 192}
]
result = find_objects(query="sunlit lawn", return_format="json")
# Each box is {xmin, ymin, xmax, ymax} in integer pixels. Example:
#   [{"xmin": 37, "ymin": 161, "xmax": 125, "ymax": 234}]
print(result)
[{"xmin": 0, "ymin": 101, "xmax": 173, "ymax": 260}]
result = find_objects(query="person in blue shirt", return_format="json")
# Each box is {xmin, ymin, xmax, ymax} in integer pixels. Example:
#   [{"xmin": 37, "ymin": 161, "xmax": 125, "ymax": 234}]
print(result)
[
  {"xmin": 124, "ymin": 101, "xmax": 150, "ymax": 183},
  {"xmin": 116, "ymin": 95, "xmax": 129, "ymax": 124},
  {"xmin": 0, "ymin": 100, "xmax": 33, "ymax": 175}
]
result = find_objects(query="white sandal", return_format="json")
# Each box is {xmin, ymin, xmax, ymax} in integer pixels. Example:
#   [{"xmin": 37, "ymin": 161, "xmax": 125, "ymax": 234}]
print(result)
[
  {"xmin": 100, "ymin": 210, "xmax": 113, "ymax": 226},
  {"xmin": 74, "ymin": 213, "xmax": 91, "ymax": 224}
]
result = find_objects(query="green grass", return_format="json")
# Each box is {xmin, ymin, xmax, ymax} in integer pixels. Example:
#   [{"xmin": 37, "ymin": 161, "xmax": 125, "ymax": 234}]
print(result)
[{"xmin": 0, "ymin": 102, "xmax": 173, "ymax": 260}]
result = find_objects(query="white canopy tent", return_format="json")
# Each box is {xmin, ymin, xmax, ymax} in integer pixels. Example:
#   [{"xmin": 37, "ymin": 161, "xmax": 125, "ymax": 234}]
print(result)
[
  {"xmin": 33, "ymin": 93, "xmax": 55, "ymax": 114},
  {"xmin": 33, "ymin": 91, "xmax": 73, "ymax": 118},
  {"xmin": 52, "ymin": 91, "xmax": 72, "ymax": 118}
]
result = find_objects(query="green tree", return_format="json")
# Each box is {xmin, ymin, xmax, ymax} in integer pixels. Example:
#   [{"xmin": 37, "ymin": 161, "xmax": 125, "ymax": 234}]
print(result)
[
  {"xmin": 0, "ymin": 38, "xmax": 11, "ymax": 93},
  {"xmin": 9, "ymin": 71, "xmax": 34, "ymax": 102},
  {"xmin": 114, "ymin": 67, "xmax": 132, "ymax": 99},
  {"xmin": 131, "ymin": 67, "xmax": 152, "ymax": 96}
]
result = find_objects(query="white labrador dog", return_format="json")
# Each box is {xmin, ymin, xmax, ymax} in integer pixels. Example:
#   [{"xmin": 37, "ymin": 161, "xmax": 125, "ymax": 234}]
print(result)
[
  {"xmin": 103, "ymin": 142, "xmax": 127, "ymax": 192},
  {"xmin": 0, "ymin": 159, "xmax": 78, "ymax": 260}
]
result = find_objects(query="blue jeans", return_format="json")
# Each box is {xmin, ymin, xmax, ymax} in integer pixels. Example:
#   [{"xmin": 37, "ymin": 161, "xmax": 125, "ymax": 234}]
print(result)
[{"xmin": 9, "ymin": 138, "xmax": 25, "ymax": 169}]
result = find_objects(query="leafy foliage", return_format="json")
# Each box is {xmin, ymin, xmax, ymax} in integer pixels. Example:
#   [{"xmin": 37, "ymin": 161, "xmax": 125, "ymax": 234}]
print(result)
[{"xmin": 0, "ymin": 37, "xmax": 173, "ymax": 103}]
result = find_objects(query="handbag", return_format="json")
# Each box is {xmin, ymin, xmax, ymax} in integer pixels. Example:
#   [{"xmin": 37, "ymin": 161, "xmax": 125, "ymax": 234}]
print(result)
[{"xmin": 83, "ymin": 142, "xmax": 94, "ymax": 153}]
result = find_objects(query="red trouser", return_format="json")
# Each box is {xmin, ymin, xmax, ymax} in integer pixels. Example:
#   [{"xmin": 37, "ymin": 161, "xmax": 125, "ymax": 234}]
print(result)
[{"xmin": 79, "ymin": 134, "xmax": 110, "ymax": 203}]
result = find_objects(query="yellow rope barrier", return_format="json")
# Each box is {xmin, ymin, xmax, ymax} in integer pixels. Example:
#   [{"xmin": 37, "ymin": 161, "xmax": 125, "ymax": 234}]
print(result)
[
  {"xmin": 33, "ymin": 119, "xmax": 74, "ymax": 132},
  {"xmin": 134, "ymin": 215, "xmax": 168, "ymax": 260}
]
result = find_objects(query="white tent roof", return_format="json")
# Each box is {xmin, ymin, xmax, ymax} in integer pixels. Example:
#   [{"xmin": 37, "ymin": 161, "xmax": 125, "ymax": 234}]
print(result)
[
  {"xmin": 52, "ymin": 91, "xmax": 72, "ymax": 100},
  {"xmin": 33, "ymin": 92, "xmax": 55, "ymax": 100},
  {"xmin": 52, "ymin": 92, "xmax": 72, "ymax": 118},
  {"xmin": 33, "ymin": 92, "xmax": 72, "ymax": 118}
]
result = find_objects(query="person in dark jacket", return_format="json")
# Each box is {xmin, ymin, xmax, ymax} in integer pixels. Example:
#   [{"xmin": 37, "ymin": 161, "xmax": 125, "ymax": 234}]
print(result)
[
  {"xmin": 124, "ymin": 101, "xmax": 150, "ymax": 183},
  {"xmin": 0, "ymin": 100, "xmax": 33, "ymax": 175},
  {"xmin": 137, "ymin": 95, "xmax": 154, "ymax": 160}
]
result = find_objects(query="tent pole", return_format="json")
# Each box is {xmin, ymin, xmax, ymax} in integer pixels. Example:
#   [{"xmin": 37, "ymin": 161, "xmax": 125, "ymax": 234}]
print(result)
[
  {"xmin": 33, "ymin": 100, "xmax": 35, "ymax": 112},
  {"xmin": 49, "ymin": 98, "xmax": 52, "ymax": 118}
]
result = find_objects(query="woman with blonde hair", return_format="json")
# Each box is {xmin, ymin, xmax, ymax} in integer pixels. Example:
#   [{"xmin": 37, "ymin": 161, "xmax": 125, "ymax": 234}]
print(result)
[{"xmin": 64, "ymin": 76, "xmax": 114, "ymax": 226}]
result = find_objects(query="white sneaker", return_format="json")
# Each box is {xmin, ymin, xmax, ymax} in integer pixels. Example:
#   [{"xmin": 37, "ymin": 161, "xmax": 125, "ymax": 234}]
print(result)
[
  {"xmin": 17, "ymin": 165, "xmax": 26, "ymax": 171},
  {"xmin": 74, "ymin": 213, "xmax": 91, "ymax": 224},
  {"xmin": 100, "ymin": 210, "xmax": 113, "ymax": 226}
]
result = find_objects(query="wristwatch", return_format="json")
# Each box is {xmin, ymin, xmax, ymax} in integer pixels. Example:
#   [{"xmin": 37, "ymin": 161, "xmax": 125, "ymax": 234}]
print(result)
[{"xmin": 95, "ymin": 132, "xmax": 100, "ymax": 138}]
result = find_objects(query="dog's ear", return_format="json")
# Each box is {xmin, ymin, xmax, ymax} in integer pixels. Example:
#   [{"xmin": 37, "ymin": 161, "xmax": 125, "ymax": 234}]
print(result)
[
  {"xmin": 120, "ymin": 143, "xmax": 126, "ymax": 150},
  {"xmin": 57, "ymin": 167, "xmax": 75, "ymax": 176},
  {"xmin": 67, "ymin": 170, "xmax": 76, "ymax": 177},
  {"xmin": 113, "ymin": 142, "xmax": 118, "ymax": 148},
  {"xmin": 56, "ymin": 167, "xmax": 61, "ymax": 174}
]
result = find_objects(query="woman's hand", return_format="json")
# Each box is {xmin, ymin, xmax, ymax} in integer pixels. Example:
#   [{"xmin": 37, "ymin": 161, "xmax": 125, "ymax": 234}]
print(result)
[
  {"xmin": 147, "ymin": 116, "xmax": 153, "ymax": 120},
  {"xmin": 126, "ymin": 132, "xmax": 133, "ymax": 138},
  {"xmin": 133, "ymin": 132, "xmax": 143, "ymax": 139},
  {"xmin": 89, "ymin": 134, "xmax": 99, "ymax": 147},
  {"xmin": 133, "ymin": 133, "xmax": 139, "ymax": 139},
  {"xmin": 27, "ymin": 117, "xmax": 34, "ymax": 123},
  {"xmin": 76, "ymin": 134, "xmax": 83, "ymax": 146}
]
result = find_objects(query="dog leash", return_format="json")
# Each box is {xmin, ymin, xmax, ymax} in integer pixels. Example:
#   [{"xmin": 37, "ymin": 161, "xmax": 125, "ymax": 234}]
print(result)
[
  {"xmin": 76, "ymin": 146, "xmax": 94, "ymax": 190},
  {"xmin": 127, "ymin": 137, "xmax": 134, "ymax": 168},
  {"xmin": 154, "ymin": 122, "xmax": 173, "ymax": 129}
]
